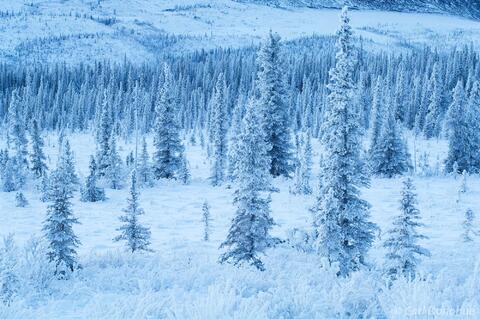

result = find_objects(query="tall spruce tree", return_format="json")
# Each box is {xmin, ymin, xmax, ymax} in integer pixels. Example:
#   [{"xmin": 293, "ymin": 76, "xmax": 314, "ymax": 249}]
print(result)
[
  {"xmin": 96, "ymin": 90, "xmax": 113, "ymax": 177},
  {"xmin": 424, "ymin": 63, "xmax": 444, "ymax": 139},
  {"xmin": 80, "ymin": 156, "xmax": 105, "ymax": 202},
  {"xmin": 466, "ymin": 81, "xmax": 480, "ymax": 172},
  {"xmin": 368, "ymin": 77, "xmax": 384, "ymax": 158},
  {"xmin": 137, "ymin": 137, "xmax": 154, "ymax": 187},
  {"xmin": 106, "ymin": 133, "xmax": 124, "ymax": 189},
  {"xmin": 311, "ymin": 7, "xmax": 376, "ymax": 277},
  {"xmin": 220, "ymin": 98, "xmax": 277, "ymax": 271},
  {"xmin": 257, "ymin": 31, "xmax": 293, "ymax": 178},
  {"xmin": 43, "ymin": 145, "xmax": 81, "ymax": 276},
  {"xmin": 445, "ymin": 81, "xmax": 469, "ymax": 173},
  {"xmin": 293, "ymin": 133, "xmax": 313, "ymax": 195},
  {"xmin": 29, "ymin": 119, "xmax": 48, "ymax": 178},
  {"xmin": 210, "ymin": 73, "xmax": 228, "ymax": 186},
  {"xmin": 153, "ymin": 64, "xmax": 184, "ymax": 179},
  {"xmin": 370, "ymin": 96, "xmax": 411, "ymax": 177},
  {"xmin": 114, "ymin": 170, "xmax": 151, "ymax": 253},
  {"xmin": 383, "ymin": 178, "xmax": 430, "ymax": 281}
]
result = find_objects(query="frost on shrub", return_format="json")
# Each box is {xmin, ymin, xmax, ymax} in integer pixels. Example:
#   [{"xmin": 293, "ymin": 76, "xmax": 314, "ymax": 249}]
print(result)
[
  {"xmin": 0, "ymin": 235, "xmax": 19, "ymax": 305},
  {"xmin": 286, "ymin": 228, "xmax": 314, "ymax": 253},
  {"xmin": 14, "ymin": 192, "xmax": 28, "ymax": 207}
]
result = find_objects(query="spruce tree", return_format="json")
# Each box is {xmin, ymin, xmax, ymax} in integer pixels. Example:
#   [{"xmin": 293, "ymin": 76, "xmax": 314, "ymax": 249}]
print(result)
[
  {"xmin": 257, "ymin": 31, "xmax": 293, "ymax": 178},
  {"xmin": 220, "ymin": 98, "xmax": 277, "ymax": 271},
  {"xmin": 210, "ymin": 74, "xmax": 228, "ymax": 186},
  {"xmin": 371, "ymin": 97, "xmax": 411, "ymax": 177},
  {"xmin": 81, "ymin": 156, "xmax": 105, "ymax": 202},
  {"xmin": 30, "ymin": 119, "xmax": 48, "ymax": 178},
  {"xmin": 96, "ymin": 90, "xmax": 113, "ymax": 176},
  {"xmin": 179, "ymin": 154, "xmax": 191, "ymax": 185},
  {"xmin": 311, "ymin": 7, "xmax": 376, "ymax": 277},
  {"xmin": 137, "ymin": 137, "xmax": 154, "ymax": 187},
  {"xmin": 445, "ymin": 81, "xmax": 469, "ymax": 173},
  {"xmin": 60, "ymin": 140, "xmax": 80, "ymax": 189},
  {"xmin": 368, "ymin": 77, "xmax": 384, "ymax": 159},
  {"xmin": 0, "ymin": 235, "xmax": 18, "ymax": 305},
  {"xmin": 424, "ymin": 63, "xmax": 444, "ymax": 139},
  {"xmin": 383, "ymin": 178, "xmax": 430, "ymax": 281},
  {"xmin": 462, "ymin": 209, "xmax": 478, "ymax": 242},
  {"xmin": 466, "ymin": 81, "xmax": 480, "ymax": 172},
  {"xmin": 43, "ymin": 146, "xmax": 81, "ymax": 276},
  {"xmin": 15, "ymin": 192, "xmax": 28, "ymax": 207},
  {"xmin": 106, "ymin": 134, "xmax": 124, "ymax": 189},
  {"xmin": 153, "ymin": 64, "xmax": 184, "ymax": 179},
  {"xmin": 1, "ymin": 157, "xmax": 15, "ymax": 192},
  {"xmin": 293, "ymin": 133, "xmax": 313, "ymax": 195},
  {"xmin": 227, "ymin": 100, "xmax": 245, "ymax": 182},
  {"xmin": 114, "ymin": 170, "xmax": 152, "ymax": 253},
  {"xmin": 202, "ymin": 201, "xmax": 211, "ymax": 242}
]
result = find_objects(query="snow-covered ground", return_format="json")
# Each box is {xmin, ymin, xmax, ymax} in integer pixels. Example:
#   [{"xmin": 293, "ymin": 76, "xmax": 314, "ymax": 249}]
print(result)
[
  {"xmin": 1, "ymin": 0, "xmax": 480, "ymax": 63},
  {"xmin": 0, "ymin": 133, "xmax": 479, "ymax": 318}
]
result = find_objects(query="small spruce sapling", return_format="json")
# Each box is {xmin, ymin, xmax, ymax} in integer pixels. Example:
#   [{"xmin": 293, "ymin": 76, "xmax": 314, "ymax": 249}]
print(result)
[{"xmin": 202, "ymin": 201, "xmax": 211, "ymax": 241}]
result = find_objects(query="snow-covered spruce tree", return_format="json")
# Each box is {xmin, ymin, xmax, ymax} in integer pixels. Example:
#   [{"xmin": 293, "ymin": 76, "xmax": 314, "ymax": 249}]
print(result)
[
  {"xmin": 219, "ymin": 98, "xmax": 277, "ymax": 271},
  {"xmin": 7, "ymin": 90, "xmax": 28, "ymax": 169},
  {"xmin": 179, "ymin": 154, "xmax": 191, "ymax": 185},
  {"xmin": 257, "ymin": 31, "xmax": 293, "ymax": 178},
  {"xmin": 30, "ymin": 119, "xmax": 48, "ymax": 178},
  {"xmin": 370, "ymin": 97, "xmax": 411, "ymax": 177},
  {"xmin": 106, "ymin": 134, "xmax": 124, "ymax": 189},
  {"xmin": 202, "ymin": 201, "xmax": 211, "ymax": 242},
  {"xmin": 96, "ymin": 90, "xmax": 113, "ymax": 177},
  {"xmin": 60, "ymin": 140, "xmax": 80, "ymax": 190},
  {"xmin": 15, "ymin": 192, "xmax": 28, "ymax": 207},
  {"xmin": 227, "ymin": 99, "xmax": 245, "ymax": 182},
  {"xmin": 153, "ymin": 64, "xmax": 184, "ymax": 179},
  {"xmin": 137, "ymin": 137, "xmax": 154, "ymax": 187},
  {"xmin": 383, "ymin": 178, "xmax": 430, "ymax": 281},
  {"xmin": 466, "ymin": 81, "xmax": 480, "ymax": 172},
  {"xmin": 114, "ymin": 170, "xmax": 152, "ymax": 253},
  {"xmin": 424, "ymin": 63, "xmax": 444, "ymax": 139},
  {"xmin": 39, "ymin": 173, "xmax": 50, "ymax": 202},
  {"xmin": 368, "ymin": 77, "xmax": 384, "ymax": 159},
  {"xmin": 445, "ymin": 81, "xmax": 469, "ymax": 173},
  {"xmin": 462, "ymin": 208, "xmax": 478, "ymax": 242},
  {"xmin": 43, "ymin": 146, "xmax": 81, "ymax": 276},
  {"xmin": 311, "ymin": 7, "xmax": 376, "ymax": 277},
  {"xmin": 1, "ymin": 157, "xmax": 16, "ymax": 192},
  {"xmin": 210, "ymin": 73, "xmax": 228, "ymax": 186},
  {"xmin": 81, "ymin": 156, "xmax": 105, "ymax": 202},
  {"xmin": 293, "ymin": 133, "xmax": 313, "ymax": 195}
]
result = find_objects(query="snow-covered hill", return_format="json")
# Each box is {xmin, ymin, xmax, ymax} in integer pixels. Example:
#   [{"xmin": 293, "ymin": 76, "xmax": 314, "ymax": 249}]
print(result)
[{"xmin": 1, "ymin": 0, "xmax": 480, "ymax": 64}]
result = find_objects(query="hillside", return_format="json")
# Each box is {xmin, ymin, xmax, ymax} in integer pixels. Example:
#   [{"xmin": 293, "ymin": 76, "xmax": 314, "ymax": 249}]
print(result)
[{"xmin": 1, "ymin": 0, "xmax": 480, "ymax": 64}]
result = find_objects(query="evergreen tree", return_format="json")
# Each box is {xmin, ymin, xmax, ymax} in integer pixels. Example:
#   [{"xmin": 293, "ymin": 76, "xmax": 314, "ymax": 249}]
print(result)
[
  {"xmin": 137, "ymin": 137, "xmax": 154, "ymax": 187},
  {"xmin": 368, "ymin": 77, "xmax": 384, "ymax": 158},
  {"xmin": 466, "ymin": 81, "xmax": 480, "ymax": 172},
  {"xmin": 39, "ymin": 173, "xmax": 50, "ymax": 202},
  {"xmin": 370, "ymin": 98, "xmax": 411, "ymax": 177},
  {"xmin": 114, "ymin": 170, "xmax": 152, "ymax": 253},
  {"xmin": 311, "ymin": 7, "xmax": 376, "ymax": 277},
  {"xmin": 1, "ymin": 157, "xmax": 15, "ymax": 192},
  {"xmin": 293, "ymin": 133, "xmax": 313, "ymax": 195},
  {"xmin": 424, "ymin": 63, "xmax": 444, "ymax": 138},
  {"xmin": 43, "ymin": 146, "xmax": 81, "ymax": 276},
  {"xmin": 179, "ymin": 154, "xmax": 191, "ymax": 185},
  {"xmin": 383, "ymin": 178, "xmax": 430, "ymax": 281},
  {"xmin": 210, "ymin": 74, "xmax": 228, "ymax": 186},
  {"xmin": 106, "ymin": 134, "xmax": 124, "ymax": 189},
  {"xmin": 7, "ymin": 90, "xmax": 28, "ymax": 169},
  {"xmin": 0, "ymin": 235, "xmax": 18, "ymax": 305},
  {"xmin": 15, "ymin": 192, "xmax": 28, "ymax": 207},
  {"xmin": 29, "ymin": 119, "xmax": 48, "ymax": 178},
  {"xmin": 257, "ymin": 31, "xmax": 293, "ymax": 177},
  {"xmin": 227, "ymin": 100, "xmax": 245, "ymax": 182},
  {"xmin": 96, "ymin": 90, "xmax": 113, "ymax": 176},
  {"xmin": 220, "ymin": 98, "xmax": 277, "ymax": 271},
  {"xmin": 153, "ymin": 64, "xmax": 184, "ymax": 179},
  {"xmin": 445, "ymin": 81, "xmax": 469, "ymax": 173},
  {"xmin": 462, "ymin": 209, "xmax": 478, "ymax": 242},
  {"xmin": 202, "ymin": 201, "xmax": 211, "ymax": 242},
  {"xmin": 81, "ymin": 156, "xmax": 105, "ymax": 202}
]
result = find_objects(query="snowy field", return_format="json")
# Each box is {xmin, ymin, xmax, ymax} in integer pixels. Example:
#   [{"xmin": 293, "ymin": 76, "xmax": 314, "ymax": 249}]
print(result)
[
  {"xmin": 0, "ymin": 133, "xmax": 479, "ymax": 318},
  {"xmin": 1, "ymin": 0, "xmax": 480, "ymax": 63}
]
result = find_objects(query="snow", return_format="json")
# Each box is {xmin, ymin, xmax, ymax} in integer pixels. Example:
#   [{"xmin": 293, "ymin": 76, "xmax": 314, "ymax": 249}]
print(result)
[
  {"xmin": 1, "ymin": 0, "xmax": 480, "ymax": 63},
  {"xmin": 0, "ymin": 133, "xmax": 479, "ymax": 317}
]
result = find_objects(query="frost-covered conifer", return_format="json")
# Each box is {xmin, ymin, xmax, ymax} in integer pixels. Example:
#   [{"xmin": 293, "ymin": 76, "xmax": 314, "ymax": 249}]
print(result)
[
  {"xmin": 106, "ymin": 134, "xmax": 124, "ymax": 189},
  {"xmin": 30, "ymin": 119, "xmax": 48, "ymax": 178},
  {"xmin": 445, "ymin": 81, "xmax": 470, "ymax": 173},
  {"xmin": 370, "ymin": 98, "xmax": 411, "ymax": 177},
  {"xmin": 368, "ymin": 77, "xmax": 384, "ymax": 158},
  {"xmin": 39, "ymin": 173, "xmax": 50, "ymax": 202},
  {"xmin": 1, "ymin": 157, "xmax": 15, "ymax": 192},
  {"xmin": 96, "ymin": 90, "xmax": 113, "ymax": 176},
  {"xmin": 293, "ymin": 133, "xmax": 313, "ymax": 195},
  {"xmin": 210, "ymin": 74, "xmax": 228, "ymax": 186},
  {"xmin": 466, "ymin": 81, "xmax": 480, "ymax": 172},
  {"xmin": 7, "ymin": 90, "xmax": 28, "ymax": 170},
  {"xmin": 43, "ymin": 146, "xmax": 81, "ymax": 276},
  {"xmin": 220, "ymin": 98, "xmax": 277, "ymax": 271},
  {"xmin": 202, "ymin": 201, "xmax": 211, "ymax": 242},
  {"xmin": 311, "ymin": 7, "xmax": 376, "ymax": 277},
  {"xmin": 60, "ymin": 140, "xmax": 80, "ymax": 189},
  {"xmin": 153, "ymin": 64, "xmax": 184, "ymax": 179},
  {"xmin": 114, "ymin": 170, "xmax": 151, "ymax": 253},
  {"xmin": 15, "ymin": 192, "xmax": 28, "ymax": 207},
  {"xmin": 383, "ymin": 178, "xmax": 430, "ymax": 281},
  {"xmin": 227, "ymin": 100, "xmax": 245, "ymax": 182},
  {"xmin": 462, "ymin": 209, "xmax": 478, "ymax": 242},
  {"xmin": 137, "ymin": 137, "xmax": 154, "ymax": 187},
  {"xmin": 424, "ymin": 63, "xmax": 444, "ymax": 138},
  {"xmin": 81, "ymin": 156, "xmax": 105, "ymax": 202},
  {"xmin": 257, "ymin": 31, "xmax": 293, "ymax": 177},
  {"xmin": 179, "ymin": 154, "xmax": 191, "ymax": 185}
]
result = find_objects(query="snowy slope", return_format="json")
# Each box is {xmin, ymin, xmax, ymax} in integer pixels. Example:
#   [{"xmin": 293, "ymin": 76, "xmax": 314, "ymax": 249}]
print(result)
[{"xmin": 1, "ymin": 0, "xmax": 480, "ymax": 63}]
